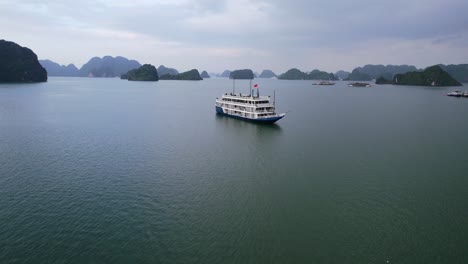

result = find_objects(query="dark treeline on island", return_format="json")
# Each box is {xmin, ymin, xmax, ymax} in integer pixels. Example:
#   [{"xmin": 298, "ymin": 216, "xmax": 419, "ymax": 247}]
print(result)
[{"xmin": 0, "ymin": 39, "xmax": 47, "ymax": 83}]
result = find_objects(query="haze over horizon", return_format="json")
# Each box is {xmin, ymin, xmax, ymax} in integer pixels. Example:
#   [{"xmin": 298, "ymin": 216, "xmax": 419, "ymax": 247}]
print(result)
[{"xmin": 1, "ymin": 0, "xmax": 467, "ymax": 73}]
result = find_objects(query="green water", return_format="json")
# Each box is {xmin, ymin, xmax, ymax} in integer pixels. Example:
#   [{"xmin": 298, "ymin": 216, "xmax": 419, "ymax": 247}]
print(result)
[{"xmin": 0, "ymin": 77, "xmax": 467, "ymax": 263}]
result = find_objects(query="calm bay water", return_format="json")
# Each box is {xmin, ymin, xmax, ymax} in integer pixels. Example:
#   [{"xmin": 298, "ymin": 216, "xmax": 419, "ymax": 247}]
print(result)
[{"xmin": 1, "ymin": 77, "xmax": 467, "ymax": 263}]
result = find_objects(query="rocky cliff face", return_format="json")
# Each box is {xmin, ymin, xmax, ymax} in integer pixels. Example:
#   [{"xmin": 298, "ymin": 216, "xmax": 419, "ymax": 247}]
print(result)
[{"xmin": 0, "ymin": 39, "xmax": 47, "ymax": 82}]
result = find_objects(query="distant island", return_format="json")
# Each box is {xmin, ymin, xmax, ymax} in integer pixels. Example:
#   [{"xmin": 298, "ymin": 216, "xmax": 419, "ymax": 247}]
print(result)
[
  {"xmin": 229, "ymin": 69, "xmax": 254, "ymax": 79},
  {"xmin": 0, "ymin": 39, "xmax": 47, "ymax": 83},
  {"xmin": 39, "ymin": 60, "xmax": 79, "ymax": 77},
  {"xmin": 437, "ymin": 64, "xmax": 468, "ymax": 83},
  {"xmin": 278, "ymin": 68, "xmax": 337, "ymax": 80},
  {"xmin": 375, "ymin": 76, "xmax": 393, "ymax": 84},
  {"xmin": 393, "ymin": 65, "xmax": 461, "ymax": 86},
  {"xmin": 157, "ymin": 65, "xmax": 179, "ymax": 77},
  {"xmin": 345, "ymin": 69, "xmax": 372, "ymax": 81},
  {"xmin": 121, "ymin": 64, "xmax": 159, "ymax": 81},
  {"xmin": 259, "ymin": 70, "xmax": 277, "ymax": 78},
  {"xmin": 335, "ymin": 70, "xmax": 350, "ymax": 80},
  {"xmin": 355, "ymin": 64, "xmax": 418, "ymax": 80},
  {"xmin": 79, "ymin": 56, "xmax": 141, "ymax": 77},
  {"xmin": 160, "ymin": 69, "xmax": 202, "ymax": 80},
  {"xmin": 201, "ymin": 71, "xmax": 210, "ymax": 79},
  {"xmin": 220, "ymin": 70, "xmax": 232, "ymax": 78}
]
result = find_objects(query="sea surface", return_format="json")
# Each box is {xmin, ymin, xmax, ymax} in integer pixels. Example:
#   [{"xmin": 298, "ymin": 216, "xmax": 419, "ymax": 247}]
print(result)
[{"xmin": 1, "ymin": 77, "xmax": 467, "ymax": 263}]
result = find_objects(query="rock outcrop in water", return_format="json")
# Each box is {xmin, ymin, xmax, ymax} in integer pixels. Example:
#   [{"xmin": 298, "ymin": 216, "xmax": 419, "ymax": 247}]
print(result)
[
  {"xmin": 121, "ymin": 64, "xmax": 159, "ymax": 81},
  {"xmin": 160, "ymin": 69, "xmax": 202, "ymax": 80},
  {"xmin": 79, "ymin": 56, "xmax": 141, "ymax": 77},
  {"xmin": 201, "ymin": 71, "xmax": 210, "ymax": 79},
  {"xmin": 258, "ymin": 70, "xmax": 277, "ymax": 78},
  {"xmin": 393, "ymin": 65, "xmax": 462, "ymax": 86},
  {"xmin": 39, "ymin": 59, "xmax": 79, "ymax": 76},
  {"xmin": 229, "ymin": 69, "xmax": 255, "ymax": 79},
  {"xmin": 0, "ymin": 39, "xmax": 47, "ymax": 82}
]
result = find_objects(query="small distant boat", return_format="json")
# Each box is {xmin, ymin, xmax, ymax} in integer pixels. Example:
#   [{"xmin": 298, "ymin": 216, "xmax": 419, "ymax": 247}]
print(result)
[
  {"xmin": 447, "ymin": 91, "xmax": 463, "ymax": 97},
  {"xmin": 348, "ymin": 82, "xmax": 371, "ymax": 87},
  {"xmin": 312, "ymin": 81, "xmax": 335, "ymax": 86},
  {"xmin": 463, "ymin": 92, "xmax": 468, "ymax": 98}
]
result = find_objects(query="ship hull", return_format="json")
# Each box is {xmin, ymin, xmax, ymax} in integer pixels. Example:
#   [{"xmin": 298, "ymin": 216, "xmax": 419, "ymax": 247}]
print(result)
[{"xmin": 216, "ymin": 106, "xmax": 284, "ymax": 123}]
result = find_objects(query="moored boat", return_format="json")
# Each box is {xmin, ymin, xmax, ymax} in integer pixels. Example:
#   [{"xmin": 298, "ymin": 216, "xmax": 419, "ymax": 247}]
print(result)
[
  {"xmin": 447, "ymin": 91, "xmax": 462, "ymax": 97},
  {"xmin": 348, "ymin": 82, "xmax": 371, "ymax": 87},
  {"xmin": 215, "ymin": 86, "xmax": 285, "ymax": 123},
  {"xmin": 312, "ymin": 81, "xmax": 335, "ymax": 85}
]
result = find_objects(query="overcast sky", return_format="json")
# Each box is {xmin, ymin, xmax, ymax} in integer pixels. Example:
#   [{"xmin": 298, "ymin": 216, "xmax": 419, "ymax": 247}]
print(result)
[{"xmin": 1, "ymin": 0, "xmax": 467, "ymax": 73}]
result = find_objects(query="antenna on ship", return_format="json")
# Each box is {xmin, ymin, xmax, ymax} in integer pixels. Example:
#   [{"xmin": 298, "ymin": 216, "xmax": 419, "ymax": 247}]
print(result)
[
  {"xmin": 232, "ymin": 79, "xmax": 235, "ymax": 94},
  {"xmin": 273, "ymin": 90, "xmax": 276, "ymax": 107},
  {"xmin": 249, "ymin": 79, "xmax": 252, "ymax": 97}
]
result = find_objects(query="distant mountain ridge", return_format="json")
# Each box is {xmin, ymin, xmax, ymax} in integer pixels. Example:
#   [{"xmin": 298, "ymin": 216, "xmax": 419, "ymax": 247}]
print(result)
[
  {"xmin": 39, "ymin": 59, "xmax": 79, "ymax": 76},
  {"xmin": 351, "ymin": 64, "xmax": 419, "ymax": 80},
  {"xmin": 345, "ymin": 69, "xmax": 372, "ymax": 81},
  {"xmin": 278, "ymin": 68, "xmax": 337, "ymax": 80},
  {"xmin": 79, "ymin": 56, "xmax": 141, "ymax": 77}
]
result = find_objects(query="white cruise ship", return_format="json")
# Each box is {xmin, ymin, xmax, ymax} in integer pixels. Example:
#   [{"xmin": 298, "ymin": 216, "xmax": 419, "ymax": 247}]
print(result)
[{"xmin": 215, "ymin": 88, "xmax": 286, "ymax": 123}]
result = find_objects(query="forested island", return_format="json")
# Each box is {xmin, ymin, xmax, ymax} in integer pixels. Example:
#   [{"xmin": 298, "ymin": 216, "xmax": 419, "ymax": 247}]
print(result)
[
  {"xmin": 393, "ymin": 66, "xmax": 462, "ymax": 86},
  {"xmin": 278, "ymin": 68, "xmax": 337, "ymax": 80},
  {"xmin": 121, "ymin": 64, "xmax": 159, "ymax": 81},
  {"xmin": 159, "ymin": 69, "xmax": 202, "ymax": 80},
  {"xmin": 201, "ymin": 71, "xmax": 210, "ymax": 78},
  {"xmin": 0, "ymin": 39, "xmax": 47, "ymax": 82},
  {"xmin": 229, "ymin": 69, "xmax": 255, "ymax": 79}
]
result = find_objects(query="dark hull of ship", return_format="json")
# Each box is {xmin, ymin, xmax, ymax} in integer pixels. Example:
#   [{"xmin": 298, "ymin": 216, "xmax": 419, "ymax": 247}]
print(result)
[{"xmin": 215, "ymin": 106, "xmax": 284, "ymax": 123}]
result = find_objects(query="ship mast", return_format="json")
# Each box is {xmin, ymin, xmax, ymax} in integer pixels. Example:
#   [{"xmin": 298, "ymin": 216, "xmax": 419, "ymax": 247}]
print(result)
[{"xmin": 232, "ymin": 79, "xmax": 235, "ymax": 94}]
